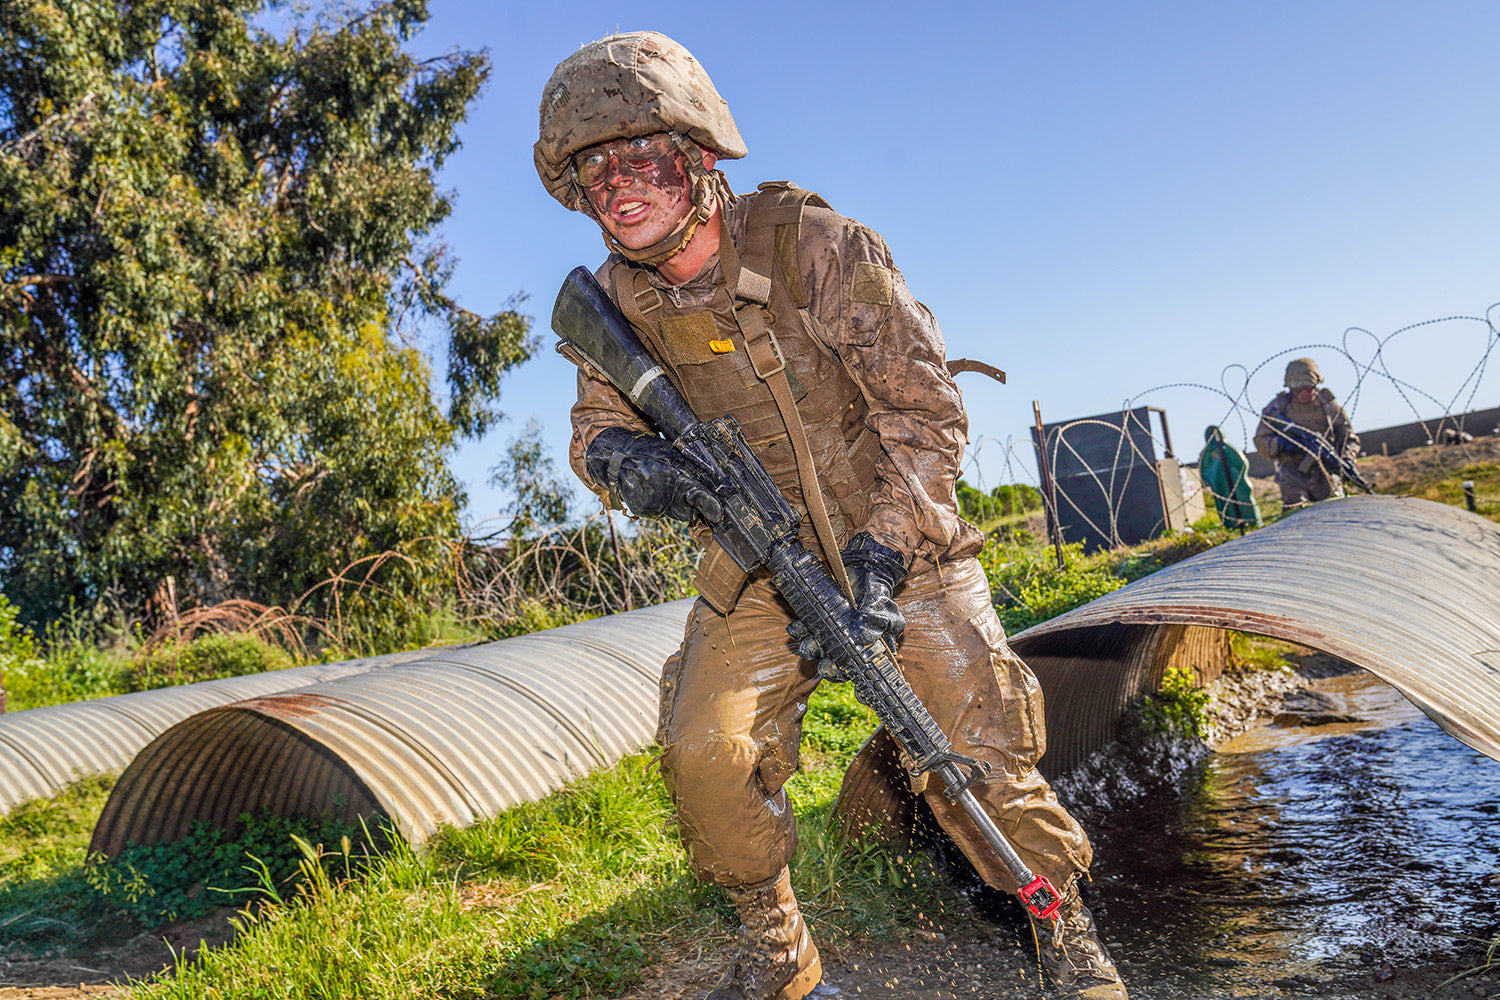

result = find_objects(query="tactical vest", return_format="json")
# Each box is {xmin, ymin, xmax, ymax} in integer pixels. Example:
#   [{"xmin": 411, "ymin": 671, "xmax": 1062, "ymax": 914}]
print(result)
[
  {"xmin": 607, "ymin": 182, "xmax": 872, "ymax": 611},
  {"xmin": 605, "ymin": 182, "xmax": 1001, "ymax": 613}
]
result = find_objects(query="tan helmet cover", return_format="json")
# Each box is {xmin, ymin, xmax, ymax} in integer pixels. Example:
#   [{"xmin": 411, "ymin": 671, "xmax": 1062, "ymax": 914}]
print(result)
[
  {"xmin": 1284, "ymin": 357, "xmax": 1324, "ymax": 388},
  {"xmin": 535, "ymin": 31, "xmax": 747, "ymax": 211}
]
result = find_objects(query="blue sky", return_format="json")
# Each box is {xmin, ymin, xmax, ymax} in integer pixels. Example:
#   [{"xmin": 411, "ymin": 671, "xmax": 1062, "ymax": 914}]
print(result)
[{"xmin": 391, "ymin": 2, "xmax": 1500, "ymax": 528}]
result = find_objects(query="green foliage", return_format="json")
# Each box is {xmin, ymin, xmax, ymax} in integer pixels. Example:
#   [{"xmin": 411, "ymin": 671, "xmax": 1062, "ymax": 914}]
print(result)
[
  {"xmin": 487, "ymin": 598, "xmax": 593, "ymax": 640},
  {"xmin": 12, "ymin": 644, "xmax": 126, "ymax": 709},
  {"xmin": 1228, "ymin": 632, "xmax": 1296, "ymax": 673},
  {"xmin": 1408, "ymin": 459, "xmax": 1500, "ymax": 524},
  {"xmin": 954, "ymin": 479, "xmax": 1042, "ymax": 526},
  {"xmin": 489, "ymin": 416, "xmax": 575, "ymax": 539},
  {"xmin": 0, "ymin": 595, "xmax": 43, "ymax": 708},
  {"xmin": 981, "ymin": 537, "xmax": 1126, "ymax": 632},
  {"xmin": 10, "ymin": 622, "xmax": 314, "ymax": 710},
  {"xmin": 0, "ymin": 773, "xmax": 119, "ymax": 955},
  {"xmin": 4, "ymin": 608, "xmax": 130, "ymax": 709},
  {"xmin": 430, "ymin": 754, "xmax": 678, "ymax": 884},
  {"xmin": 85, "ymin": 809, "xmax": 370, "ymax": 927},
  {"xmin": 1140, "ymin": 665, "xmax": 1212, "ymax": 740},
  {"xmin": 799, "ymin": 679, "xmax": 878, "ymax": 763},
  {"xmin": 0, "ymin": 0, "xmax": 533, "ymax": 637},
  {"xmin": 125, "ymin": 632, "xmax": 293, "ymax": 690}
]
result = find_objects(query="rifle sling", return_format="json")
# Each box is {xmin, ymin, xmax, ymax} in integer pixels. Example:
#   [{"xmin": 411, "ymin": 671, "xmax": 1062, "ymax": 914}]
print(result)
[{"xmin": 717, "ymin": 207, "xmax": 855, "ymax": 601}]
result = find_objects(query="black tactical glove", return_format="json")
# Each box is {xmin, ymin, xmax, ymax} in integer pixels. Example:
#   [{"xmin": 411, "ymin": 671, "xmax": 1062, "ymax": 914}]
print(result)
[
  {"xmin": 584, "ymin": 426, "xmax": 722, "ymax": 523},
  {"xmin": 787, "ymin": 532, "xmax": 908, "ymax": 666}
]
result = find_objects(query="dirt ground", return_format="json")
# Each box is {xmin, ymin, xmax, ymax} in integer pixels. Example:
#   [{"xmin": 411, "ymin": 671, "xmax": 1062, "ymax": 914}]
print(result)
[{"xmin": 0, "ymin": 906, "xmax": 237, "ymax": 998}]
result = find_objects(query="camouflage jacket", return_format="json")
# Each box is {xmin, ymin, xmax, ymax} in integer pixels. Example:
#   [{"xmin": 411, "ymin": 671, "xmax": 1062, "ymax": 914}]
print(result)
[{"xmin": 567, "ymin": 185, "xmax": 983, "ymax": 609}]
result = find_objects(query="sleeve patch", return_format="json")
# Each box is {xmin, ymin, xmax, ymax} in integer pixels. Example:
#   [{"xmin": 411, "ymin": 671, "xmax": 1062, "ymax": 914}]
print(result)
[{"xmin": 851, "ymin": 261, "xmax": 893, "ymax": 305}]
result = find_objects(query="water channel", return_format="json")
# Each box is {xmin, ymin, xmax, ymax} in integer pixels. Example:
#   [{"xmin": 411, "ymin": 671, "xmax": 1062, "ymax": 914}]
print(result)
[
  {"xmin": 1077, "ymin": 668, "xmax": 1500, "ymax": 999},
  {"xmin": 815, "ymin": 666, "xmax": 1500, "ymax": 999}
]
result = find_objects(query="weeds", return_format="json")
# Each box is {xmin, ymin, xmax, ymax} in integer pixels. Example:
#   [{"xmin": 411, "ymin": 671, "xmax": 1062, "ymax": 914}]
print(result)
[
  {"xmin": 1140, "ymin": 664, "xmax": 1213, "ymax": 740},
  {"xmin": 0, "ymin": 775, "xmax": 119, "ymax": 956},
  {"xmin": 85, "ymin": 810, "xmax": 372, "ymax": 926},
  {"xmin": 1438, "ymin": 932, "xmax": 1500, "ymax": 992},
  {"xmin": 982, "ymin": 537, "xmax": 1127, "ymax": 632}
]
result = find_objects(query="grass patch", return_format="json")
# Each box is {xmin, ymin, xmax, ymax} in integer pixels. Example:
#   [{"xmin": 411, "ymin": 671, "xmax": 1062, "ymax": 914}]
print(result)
[
  {"xmin": 981, "ymin": 516, "xmax": 1233, "ymax": 633},
  {"xmin": 1140, "ymin": 665, "xmax": 1213, "ymax": 740},
  {"xmin": 0, "ymin": 773, "xmax": 124, "ymax": 956},
  {"xmin": 1406, "ymin": 460, "xmax": 1500, "ymax": 522},
  {"xmin": 1228, "ymin": 632, "xmax": 1298, "ymax": 672},
  {"xmin": 99, "ymin": 680, "xmax": 938, "ymax": 999}
]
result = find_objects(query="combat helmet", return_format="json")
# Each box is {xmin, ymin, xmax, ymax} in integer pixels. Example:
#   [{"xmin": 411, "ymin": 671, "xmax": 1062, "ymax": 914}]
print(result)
[
  {"xmin": 1284, "ymin": 357, "xmax": 1323, "ymax": 388},
  {"xmin": 535, "ymin": 32, "xmax": 746, "ymax": 264}
]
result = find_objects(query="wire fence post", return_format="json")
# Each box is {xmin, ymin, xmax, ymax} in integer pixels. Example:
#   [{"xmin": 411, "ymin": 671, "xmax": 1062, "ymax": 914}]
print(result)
[{"xmin": 1032, "ymin": 401, "xmax": 1066, "ymax": 571}]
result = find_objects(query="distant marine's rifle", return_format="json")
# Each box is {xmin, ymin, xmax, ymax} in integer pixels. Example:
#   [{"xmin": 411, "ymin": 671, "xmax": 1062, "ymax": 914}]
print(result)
[
  {"xmin": 1272, "ymin": 420, "xmax": 1373, "ymax": 493},
  {"xmin": 552, "ymin": 266, "xmax": 1062, "ymax": 920}
]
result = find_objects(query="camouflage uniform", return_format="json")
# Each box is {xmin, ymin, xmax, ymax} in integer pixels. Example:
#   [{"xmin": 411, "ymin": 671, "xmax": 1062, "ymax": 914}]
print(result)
[{"xmin": 568, "ymin": 190, "xmax": 1093, "ymax": 894}]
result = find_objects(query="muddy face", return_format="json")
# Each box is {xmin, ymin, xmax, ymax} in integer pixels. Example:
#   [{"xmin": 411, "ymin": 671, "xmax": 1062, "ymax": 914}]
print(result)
[{"xmin": 580, "ymin": 137, "xmax": 694, "ymax": 251}]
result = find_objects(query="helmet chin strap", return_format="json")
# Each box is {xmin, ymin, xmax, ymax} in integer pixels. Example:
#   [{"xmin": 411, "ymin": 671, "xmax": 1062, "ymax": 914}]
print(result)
[
  {"xmin": 600, "ymin": 205, "xmax": 705, "ymax": 266},
  {"xmin": 579, "ymin": 152, "xmax": 733, "ymax": 267}
]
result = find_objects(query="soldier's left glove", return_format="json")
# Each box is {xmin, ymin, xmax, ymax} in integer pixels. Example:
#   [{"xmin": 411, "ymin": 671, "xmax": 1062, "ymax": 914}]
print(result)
[
  {"xmin": 787, "ymin": 533, "xmax": 908, "ymax": 665},
  {"xmin": 842, "ymin": 533, "xmax": 908, "ymax": 648}
]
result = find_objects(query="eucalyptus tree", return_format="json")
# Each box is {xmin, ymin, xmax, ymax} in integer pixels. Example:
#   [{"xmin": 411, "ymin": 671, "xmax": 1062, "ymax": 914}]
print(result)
[{"xmin": 0, "ymin": 1, "xmax": 532, "ymax": 637}]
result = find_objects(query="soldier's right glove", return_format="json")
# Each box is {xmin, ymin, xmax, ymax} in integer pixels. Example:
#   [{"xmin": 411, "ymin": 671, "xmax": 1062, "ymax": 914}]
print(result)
[{"xmin": 584, "ymin": 426, "xmax": 722, "ymax": 523}]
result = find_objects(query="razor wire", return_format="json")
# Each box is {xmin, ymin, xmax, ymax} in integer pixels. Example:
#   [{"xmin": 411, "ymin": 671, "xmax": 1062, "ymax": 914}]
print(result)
[{"xmin": 962, "ymin": 301, "xmax": 1500, "ymax": 550}]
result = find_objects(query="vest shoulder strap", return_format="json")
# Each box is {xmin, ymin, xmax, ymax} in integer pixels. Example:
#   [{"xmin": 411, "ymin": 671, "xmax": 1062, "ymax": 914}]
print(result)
[{"xmin": 741, "ymin": 181, "xmax": 830, "ymax": 309}]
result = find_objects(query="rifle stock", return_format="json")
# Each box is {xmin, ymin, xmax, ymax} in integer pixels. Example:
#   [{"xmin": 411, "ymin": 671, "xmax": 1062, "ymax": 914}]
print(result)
[{"xmin": 552, "ymin": 265, "xmax": 1062, "ymax": 919}]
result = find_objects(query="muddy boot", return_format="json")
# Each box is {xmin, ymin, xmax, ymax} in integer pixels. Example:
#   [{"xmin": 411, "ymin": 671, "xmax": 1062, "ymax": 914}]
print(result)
[
  {"xmin": 1029, "ymin": 881, "xmax": 1128, "ymax": 999},
  {"xmin": 705, "ymin": 867, "xmax": 822, "ymax": 1000}
]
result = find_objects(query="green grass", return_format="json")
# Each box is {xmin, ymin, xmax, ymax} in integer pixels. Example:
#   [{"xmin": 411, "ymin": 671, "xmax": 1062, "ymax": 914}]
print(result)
[
  {"xmin": 0, "ymin": 773, "xmax": 125, "ymax": 956},
  {"xmin": 1407, "ymin": 460, "xmax": 1500, "ymax": 522},
  {"xmin": 101, "ymin": 681, "xmax": 935, "ymax": 999},
  {"xmin": 0, "ymin": 602, "xmax": 495, "ymax": 712}
]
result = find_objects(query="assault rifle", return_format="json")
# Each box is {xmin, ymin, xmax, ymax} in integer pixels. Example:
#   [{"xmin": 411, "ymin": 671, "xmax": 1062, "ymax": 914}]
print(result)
[
  {"xmin": 1272, "ymin": 420, "xmax": 1373, "ymax": 493},
  {"xmin": 552, "ymin": 266, "xmax": 1063, "ymax": 920}
]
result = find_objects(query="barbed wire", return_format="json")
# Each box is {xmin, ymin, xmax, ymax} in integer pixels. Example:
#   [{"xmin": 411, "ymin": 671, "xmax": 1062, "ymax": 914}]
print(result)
[{"xmin": 963, "ymin": 302, "xmax": 1500, "ymax": 549}]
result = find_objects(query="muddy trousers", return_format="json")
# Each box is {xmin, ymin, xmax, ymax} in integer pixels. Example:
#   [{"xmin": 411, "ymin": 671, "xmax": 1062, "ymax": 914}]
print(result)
[{"xmin": 655, "ymin": 556, "xmax": 1093, "ymax": 895}]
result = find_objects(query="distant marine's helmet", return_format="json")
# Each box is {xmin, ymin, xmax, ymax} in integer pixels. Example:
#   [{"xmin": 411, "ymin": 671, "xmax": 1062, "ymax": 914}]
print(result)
[
  {"xmin": 1284, "ymin": 358, "xmax": 1323, "ymax": 389},
  {"xmin": 534, "ymin": 31, "xmax": 746, "ymax": 263}
]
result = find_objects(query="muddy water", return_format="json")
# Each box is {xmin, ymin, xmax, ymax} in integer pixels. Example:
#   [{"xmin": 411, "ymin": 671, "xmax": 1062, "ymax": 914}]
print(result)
[{"xmin": 1081, "ymin": 670, "xmax": 1500, "ymax": 998}]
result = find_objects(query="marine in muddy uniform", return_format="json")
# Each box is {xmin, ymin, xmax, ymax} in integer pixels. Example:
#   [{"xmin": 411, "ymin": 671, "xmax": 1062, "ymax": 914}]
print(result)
[
  {"xmin": 1254, "ymin": 358, "xmax": 1360, "ymax": 508},
  {"xmin": 535, "ymin": 31, "xmax": 1126, "ymax": 1000}
]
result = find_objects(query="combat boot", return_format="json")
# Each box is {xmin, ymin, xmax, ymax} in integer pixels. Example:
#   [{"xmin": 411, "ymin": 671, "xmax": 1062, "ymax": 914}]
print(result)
[
  {"xmin": 1029, "ymin": 880, "xmax": 1128, "ymax": 999},
  {"xmin": 705, "ymin": 867, "xmax": 822, "ymax": 1000}
]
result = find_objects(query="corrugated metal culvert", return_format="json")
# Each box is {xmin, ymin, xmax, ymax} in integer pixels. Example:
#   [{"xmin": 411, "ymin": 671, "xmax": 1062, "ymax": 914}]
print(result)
[
  {"xmin": 1013, "ymin": 495, "xmax": 1500, "ymax": 762},
  {"xmin": 0, "ymin": 649, "xmax": 438, "ymax": 815},
  {"xmin": 836, "ymin": 495, "xmax": 1500, "ymax": 835},
  {"xmin": 90, "ymin": 600, "xmax": 694, "ymax": 856}
]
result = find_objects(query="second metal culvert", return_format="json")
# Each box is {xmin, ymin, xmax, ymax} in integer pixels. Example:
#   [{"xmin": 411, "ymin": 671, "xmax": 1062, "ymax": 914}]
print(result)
[{"xmin": 90, "ymin": 599, "xmax": 695, "ymax": 856}]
